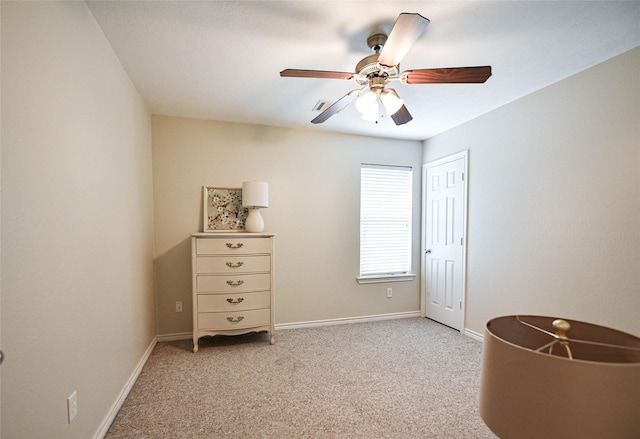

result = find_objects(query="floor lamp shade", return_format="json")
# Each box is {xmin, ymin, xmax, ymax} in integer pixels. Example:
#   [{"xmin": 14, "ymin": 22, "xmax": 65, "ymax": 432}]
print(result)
[
  {"xmin": 479, "ymin": 315, "xmax": 640, "ymax": 439},
  {"xmin": 242, "ymin": 181, "xmax": 268, "ymax": 232}
]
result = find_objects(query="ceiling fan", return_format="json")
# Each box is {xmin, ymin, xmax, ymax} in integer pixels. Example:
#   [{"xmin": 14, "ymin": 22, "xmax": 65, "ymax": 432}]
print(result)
[{"xmin": 280, "ymin": 13, "xmax": 492, "ymax": 125}]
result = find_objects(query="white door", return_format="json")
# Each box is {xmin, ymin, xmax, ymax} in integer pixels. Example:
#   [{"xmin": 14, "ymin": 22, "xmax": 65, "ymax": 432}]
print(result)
[{"xmin": 422, "ymin": 152, "xmax": 468, "ymax": 331}]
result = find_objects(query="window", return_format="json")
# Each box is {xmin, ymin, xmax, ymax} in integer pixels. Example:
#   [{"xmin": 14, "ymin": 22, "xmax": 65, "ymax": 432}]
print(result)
[{"xmin": 358, "ymin": 164, "xmax": 414, "ymax": 283}]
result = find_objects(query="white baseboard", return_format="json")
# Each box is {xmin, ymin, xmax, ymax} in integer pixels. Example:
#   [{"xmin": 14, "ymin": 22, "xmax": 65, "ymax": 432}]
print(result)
[
  {"xmin": 155, "ymin": 311, "xmax": 422, "ymax": 340},
  {"xmin": 157, "ymin": 331, "xmax": 192, "ymax": 342},
  {"xmin": 94, "ymin": 336, "xmax": 157, "ymax": 439},
  {"xmin": 152, "ymin": 315, "xmax": 483, "ymax": 344},
  {"xmin": 463, "ymin": 328, "xmax": 484, "ymax": 343},
  {"xmin": 275, "ymin": 311, "xmax": 422, "ymax": 330}
]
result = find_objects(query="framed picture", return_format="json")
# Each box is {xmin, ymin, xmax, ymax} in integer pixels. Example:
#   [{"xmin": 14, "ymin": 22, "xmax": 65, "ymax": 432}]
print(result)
[{"xmin": 202, "ymin": 187, "xmax": 248, "ymax": 232}]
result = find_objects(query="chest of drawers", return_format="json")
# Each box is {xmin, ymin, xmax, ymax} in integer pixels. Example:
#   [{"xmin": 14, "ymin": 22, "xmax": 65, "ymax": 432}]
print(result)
[{"xmin": 191, "ymin": 232, "xmax": 275, "ymax": 352}]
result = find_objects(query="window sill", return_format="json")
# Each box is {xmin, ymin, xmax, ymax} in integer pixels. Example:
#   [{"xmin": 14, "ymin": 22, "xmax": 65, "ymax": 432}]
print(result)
[{"xmin": 357, "ymin": 274, "xmax": 417, "ymax": 284}]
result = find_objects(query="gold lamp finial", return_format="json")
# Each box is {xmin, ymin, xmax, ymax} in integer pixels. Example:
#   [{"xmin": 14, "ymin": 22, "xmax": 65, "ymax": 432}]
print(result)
[
  {"xmin": 552, "ymin": 319, "xmax": 570, "ymax": 339},
  {"xmin": 550, "ymin": 319, "xmax": 573, "ymax": 359}
]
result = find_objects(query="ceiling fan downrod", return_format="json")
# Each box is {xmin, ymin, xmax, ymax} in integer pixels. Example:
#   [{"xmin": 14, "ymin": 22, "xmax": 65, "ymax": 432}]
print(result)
[{"xmin": 367, "ymin": 33, "xmax": 386, "ymax": 53}]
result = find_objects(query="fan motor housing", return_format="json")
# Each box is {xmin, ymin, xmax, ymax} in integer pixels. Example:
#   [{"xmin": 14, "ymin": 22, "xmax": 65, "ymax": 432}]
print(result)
[
  {"xmin": 356, "ymin": 54, "xmax": 381, "ymax": 77},
  {"xmin": 355, "ymin": 32, "xmax": 401, "ymax": 82}
]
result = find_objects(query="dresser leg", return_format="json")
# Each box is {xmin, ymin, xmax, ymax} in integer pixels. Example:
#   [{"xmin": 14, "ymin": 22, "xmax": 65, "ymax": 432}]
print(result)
[
  {"xmin": 193, "ymin": 340, "xmax": 199, "ymax": 353},
  {"xmin": 270, "ymin": 332, "xmax": 276, "ymax": 345}
]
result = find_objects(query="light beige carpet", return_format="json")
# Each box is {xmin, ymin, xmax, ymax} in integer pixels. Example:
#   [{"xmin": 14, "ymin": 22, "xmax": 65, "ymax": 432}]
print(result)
[{"xmin": 106, "ymin": 317, "xmax": 497, "ymax": 438}]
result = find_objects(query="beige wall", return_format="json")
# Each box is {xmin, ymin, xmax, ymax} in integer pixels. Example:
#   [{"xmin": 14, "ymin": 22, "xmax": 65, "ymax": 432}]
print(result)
[
  {"xmin": 1, "ymin": 2, "xmax": 636, "ymax": 436},
  {"xmin": 152, "ymin": 116, "xmax": 423, "ymax": 336},
  {"xmin": 1, "ymin": 2, "xmax": 155, "ymax": 438},
  {"xmin": 424, "ymin": 47, "xmax": 640, "ymax": 337}
]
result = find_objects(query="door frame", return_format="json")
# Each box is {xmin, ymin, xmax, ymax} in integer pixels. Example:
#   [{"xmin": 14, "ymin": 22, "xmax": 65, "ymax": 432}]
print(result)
[{"xmin": 420, "ymin": 150, "xmax": 469, "ymax": 330}]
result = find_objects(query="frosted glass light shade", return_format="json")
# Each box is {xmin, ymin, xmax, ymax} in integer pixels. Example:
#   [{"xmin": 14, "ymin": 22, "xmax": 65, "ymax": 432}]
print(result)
[
  {"xmin": 355, "ymin": 90, "xmax": 377, "ymax": 114},
  {"xmin": 380, "ymin": 91, "xmax": 404, "ymax": 115},
  {"xmin": 242, "ymin": 181, "xmax": 268, "ymax": 208},
  {"xmin": 356, "ymin": 90, "xmax": 383, "ymax": 122},
  {"xmin": 361, "ymin": 105, "xmax": 379, "ymax": 122}
]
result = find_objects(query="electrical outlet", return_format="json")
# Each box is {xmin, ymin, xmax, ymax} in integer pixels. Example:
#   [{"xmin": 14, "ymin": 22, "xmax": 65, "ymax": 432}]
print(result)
[
  {"xmin": 386, "ymin": 288, "xmax": 393, "ymax": 298},
  {"xmin": 175, "ymin": 301, "xmax": 183, "ymax": 312},
  {"xmin": 67, "ymin": 391, "xmax": 78, "ymax": 423}
]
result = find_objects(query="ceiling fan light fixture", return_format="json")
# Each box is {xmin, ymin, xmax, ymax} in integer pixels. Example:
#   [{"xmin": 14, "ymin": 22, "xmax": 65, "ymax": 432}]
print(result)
[
  {"xmin": 380, "ymin": 90, "xmax": 404, "ymax": 116},
  {"xmin": 355, "ymin": 90, "xmax": 377, "ymax": 114},
  {"xmin": 361, "ymin": 104, "xmax": 379, "ymax": 122},
  {"xmin": 281, "ymin": 13, "xmax": 491, "ymax": 127},
  {"xmin": 356, "ymin": 90, "xmax": 380, "ymax": 122}
]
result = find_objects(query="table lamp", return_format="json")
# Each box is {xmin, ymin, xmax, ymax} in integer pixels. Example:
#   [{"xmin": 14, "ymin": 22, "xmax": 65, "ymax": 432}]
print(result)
[
  {"xmin": 242, "ymin": 181, "xmax": 268, "ymax": 233},
  {"xmin": 479, "ymin": 315, "xmax": 640, "ymax": 439}
]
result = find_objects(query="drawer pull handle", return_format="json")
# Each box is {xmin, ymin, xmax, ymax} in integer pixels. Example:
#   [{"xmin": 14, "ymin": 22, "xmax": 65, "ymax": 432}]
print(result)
[
  {"xmin": 226, "ymin": 280, "xmax": 245, "ymax": 287},
  {"xmin": 226, "ymin": 261, "xmax": 244, "ymax": 269},
  {"xmin": 227, "ymin": 316, "xmax": 245, "ymax": 323},
  {"xmin": 225, "ymin": 243, "xmax": 244, "ymax": 249},
  {"xmin": 226, "ymin": 297, "xmax": 244, "ymax": 304}
]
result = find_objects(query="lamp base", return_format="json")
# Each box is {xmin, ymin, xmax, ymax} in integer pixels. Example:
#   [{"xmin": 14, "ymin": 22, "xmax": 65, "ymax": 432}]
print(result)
[{"xmin": 244, "ymin": 208, "xmax": 264, "ymax": 233}]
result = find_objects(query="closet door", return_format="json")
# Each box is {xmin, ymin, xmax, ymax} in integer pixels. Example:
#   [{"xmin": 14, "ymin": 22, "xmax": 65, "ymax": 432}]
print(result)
[{"xmin": 422, "ymin": 152, "xmax": 467, "ymax": 331}]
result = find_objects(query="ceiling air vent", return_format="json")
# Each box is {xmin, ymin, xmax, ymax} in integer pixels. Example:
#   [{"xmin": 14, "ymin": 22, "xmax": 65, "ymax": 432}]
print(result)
[{"xmin": 312, "ymin": 100, "xmax": 332, "ymax": 112}]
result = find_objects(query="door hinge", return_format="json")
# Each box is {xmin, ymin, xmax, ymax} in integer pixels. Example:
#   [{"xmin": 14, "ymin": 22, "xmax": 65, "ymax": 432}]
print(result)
[
  {"xmin": 462, "ymin": 172, "xmax": 465, "ymax": 181},
  {"xmin": 460, "ymin": 237, "xmax": 463, "ymax": 245},
  {"xmin": 459, "ymin": 301, "xmax": 462, "ymax": 309}
]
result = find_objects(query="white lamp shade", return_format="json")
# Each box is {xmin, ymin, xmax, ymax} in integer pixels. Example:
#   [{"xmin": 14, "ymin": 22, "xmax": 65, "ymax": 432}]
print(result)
[{"xmin": 242, "ymin": 181, "xmax": 269, "ymax": 208}]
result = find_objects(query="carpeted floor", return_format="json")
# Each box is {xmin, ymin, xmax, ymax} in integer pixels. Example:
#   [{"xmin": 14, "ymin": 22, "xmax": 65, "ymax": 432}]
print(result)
[{"xmin": 105, "ymin": 317, "xmax": 497, "ymax": 438}]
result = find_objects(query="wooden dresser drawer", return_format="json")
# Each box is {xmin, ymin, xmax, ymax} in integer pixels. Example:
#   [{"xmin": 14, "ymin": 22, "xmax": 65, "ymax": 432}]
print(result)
[
  {"xmin": 196, "ymin": 238, "xmax": 272, "ymax": 255},
  {"xmin": 196, "ymin": 255, "xmax": 270, "ymax": 274},
  {"xmin": 198, "ymin": 291, "xmax": 270, "ymax": 312},
  {"xmin": 196, "ymin": 273, "xmax": 270, "ymax": 293},
  {"xmin": 197, "ymin": 308, "xmax": 270, "ymax": 330}
]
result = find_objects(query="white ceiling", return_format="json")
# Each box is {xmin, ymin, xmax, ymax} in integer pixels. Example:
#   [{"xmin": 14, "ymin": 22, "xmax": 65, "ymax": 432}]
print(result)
[{"xmin": 87, "ymin": 1, "xmax": 640, "ymax": 141}]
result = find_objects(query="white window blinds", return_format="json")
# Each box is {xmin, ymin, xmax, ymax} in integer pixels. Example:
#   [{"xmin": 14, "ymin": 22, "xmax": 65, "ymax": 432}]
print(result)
[{"xmin": 359, "ymin": 164, "xmax": 413, "ymax": 277}]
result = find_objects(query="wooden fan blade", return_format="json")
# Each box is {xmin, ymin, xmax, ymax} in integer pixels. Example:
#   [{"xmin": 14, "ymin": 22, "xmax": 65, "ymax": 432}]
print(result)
[
  {"xmin": 280, "ymin": 69, "xmax": 353, "ymax": 80},
  {"xmin": 404, "ymin": 66, "xmax": 492, "ymax": 84},
  {"xmin": 390, "ymin": 105, "xmax": 413, "ymax": 126},
  {"xmin": 378, "ymin": 13, "xmax": 430, "ymax": 68},
  {"xmin": 311, "ymin": 90, "xmax": 359, "ymax": 124}
]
